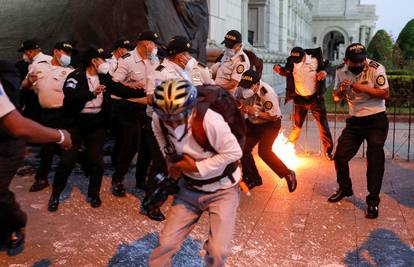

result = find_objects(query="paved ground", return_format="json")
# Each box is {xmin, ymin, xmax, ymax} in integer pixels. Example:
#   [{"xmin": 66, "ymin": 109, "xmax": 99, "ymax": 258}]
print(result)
[{"xmin": 1, "ymin": 148, "xmax": 414, "ymax": 266}]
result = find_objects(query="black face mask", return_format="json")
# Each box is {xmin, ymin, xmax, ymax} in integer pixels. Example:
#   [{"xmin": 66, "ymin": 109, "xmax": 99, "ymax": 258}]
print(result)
[{"xmin": 348, "ymin": 65, "xmax": 364, "ymax": 75}]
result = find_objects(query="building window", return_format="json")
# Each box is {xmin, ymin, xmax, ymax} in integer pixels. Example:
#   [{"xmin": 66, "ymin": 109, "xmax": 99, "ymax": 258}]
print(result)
[{"xmin": 248, "ymin": 0, "xmax": 268, "ymax": 47}]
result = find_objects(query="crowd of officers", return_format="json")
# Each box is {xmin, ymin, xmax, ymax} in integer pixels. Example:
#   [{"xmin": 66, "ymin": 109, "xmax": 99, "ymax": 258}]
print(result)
[{"xmin": 0, "ymin": 28, "xmax": 389, "ymax": 266}]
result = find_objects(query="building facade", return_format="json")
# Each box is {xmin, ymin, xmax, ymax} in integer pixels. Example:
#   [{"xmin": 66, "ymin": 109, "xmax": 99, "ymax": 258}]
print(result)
[{"xmin": 207, "ymin": 0, "xmax": 377, "ymax": 93}]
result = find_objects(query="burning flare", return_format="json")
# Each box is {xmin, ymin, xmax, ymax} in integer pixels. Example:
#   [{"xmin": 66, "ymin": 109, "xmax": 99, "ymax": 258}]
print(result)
[{"xmin": 272, "ymin": 131, "xmax": 301, "ymax": 170}]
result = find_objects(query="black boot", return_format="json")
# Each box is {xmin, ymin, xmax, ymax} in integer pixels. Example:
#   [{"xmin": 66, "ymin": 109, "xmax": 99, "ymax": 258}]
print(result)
[
  {"xmin": 29, "ymin": 179, "xmax": 49, "ymax": 192},
  {"xmin": 111, "ymin": 182, "xmax": 126, "ymax": 197},
  {"xmin": 48, "ymin": 195, "xmax": 60, "ymax": 212},
  {"xmin": 328, "ymin": 189, "xmax": 353, "ymax": 203},
  {"xmin": 88, "ymin": 196, "xmax": 102, "ymax": 208},
  {"xmin": 284, "ymin": 171, "xmax": 297, "ymax": 192},
  {"xmin": 365, "ymin": 205, "xmax": 379, "ymax": 219}
]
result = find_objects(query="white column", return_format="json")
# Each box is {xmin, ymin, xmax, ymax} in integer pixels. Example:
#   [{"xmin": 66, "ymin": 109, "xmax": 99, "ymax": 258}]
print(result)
[{"xmin": 241, "ymin": 0, "xmax": 249, "ymax": 43}]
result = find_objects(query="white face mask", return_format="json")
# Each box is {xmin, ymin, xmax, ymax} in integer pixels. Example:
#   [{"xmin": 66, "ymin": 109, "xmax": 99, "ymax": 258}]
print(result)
[
  {"xmin": 242, "ymin": 88, "xmax": 255, "ymax": 98},
  {"xmin": 58, "ymin": 54, "xmax": 71, "ymax": 67},
  {"xmin": 22, "ymin": 54, "xmax": 31, "ymax": 63},
  {"xmin": 223, "ymin": 47, "xmax": 236, "ymax": 58},
  {"xmin": 150, "ymin": 48, "xmax": 158, "ymax": 60},
  {"xmin": 97, "ymin": 62, "xmax": 110, "ymax": 74},
  {"xmin": 184, "ymin": 57, "xmax": 197, "ymax": 72}
]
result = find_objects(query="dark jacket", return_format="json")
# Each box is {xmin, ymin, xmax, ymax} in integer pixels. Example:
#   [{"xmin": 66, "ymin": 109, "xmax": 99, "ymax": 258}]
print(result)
[
  {"xmin": 279, "ymin": 47, "xmax": 327, "ymax": 104},
  {"xmin": 62, "ymin": 69, "xmax": 145, "ymax": 126}
]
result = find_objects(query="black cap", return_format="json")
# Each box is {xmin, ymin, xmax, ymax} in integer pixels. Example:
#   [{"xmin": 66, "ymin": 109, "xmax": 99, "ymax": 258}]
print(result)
[
  {"xmin": 166, "ymin": 36, "xmax": 196, "ymax": 56},
  {"xmin": 345, "ymin": 43, "xmax": 367, "ymax": 63},
  {"xmin": 238, "ymin": 69, "xmax": 260, "ymax": 88},
  {"xmin": 53, "ymin": 41, "xmax": 78, "ymax": 54},
  {"xmin": 221, "ymin": 30, "xmax": 242, "ymax": 48},
  {"xmin": 113, "ymin": 39, "xmax": 133, "ymax": 50},
  {"xmin": 290, "ymin": 47, "xmax": 305, "ymax": 63},
  {"xmin": 82, "ymin": 47, "xmax": 111, "ymax": 66},
  {"xmin": 17, "ymin": 40, "xmax": 40, "ymax": 52},
  {"xmin": 137, "ymin": 31, "xmax": 160, "ymax": 44}
]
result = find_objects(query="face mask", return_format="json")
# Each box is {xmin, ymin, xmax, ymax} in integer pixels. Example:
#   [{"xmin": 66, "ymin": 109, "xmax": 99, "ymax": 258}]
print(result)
[
  {"xmin": 223, "ymin": 48, "xmax": 236, "ymax": 58},
  {"xmin": 58, "ymin": 54, "xmax": 71, "ymax": 67},
  {"xmin": 150, "ymin": 48, "xmax": 158, "ymax": 60},
  {"xmin": 242, "ymin": 88, "xmax": 255, "ymax": 98},
  {"xmin": 348, "ymin": 65, "xmax": 365, "ymax": 75},
  {"xmin": 97, "ymin": 62, "xmax": 110, "ymax": 74},
  {"xmin": 184, "ymin": 57, "xmax": 197, "ymax": 72},
  {"xmin": 22, "ymin": 54, "xmax": 31, "ymax": 63}
]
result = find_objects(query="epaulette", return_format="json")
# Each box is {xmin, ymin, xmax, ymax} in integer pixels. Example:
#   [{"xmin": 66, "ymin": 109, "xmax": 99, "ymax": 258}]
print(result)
[
  {"xmin": 369, "ymin": 61, "xmax": 380, "ymax": 69},
  {"xmin": 260, "ymin": 86, "xmax": 267, "ymax": 95},
  {"xmin": 336, "ymin": 63, "xmax": 345, "ymax": 70},
  {"xmin": 240, "ymin": 54, "xmax": 246, "ymax": 62},
  {"xmin": 156, "ymin": 65, "xmax": 165, "ymax": 72},
  {"xmin": 197, "ymin": 62, "xmax": 206, "ymax": 68},
  {"xmin": 121, "ymin": 53, "xmax": 131, "ymax": 59}
]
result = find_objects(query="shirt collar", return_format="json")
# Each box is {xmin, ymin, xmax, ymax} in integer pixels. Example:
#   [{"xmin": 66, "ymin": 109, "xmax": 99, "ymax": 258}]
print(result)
[{"xmin": 133, "ymin": 48, "xmax": 144, "ymax": 63}]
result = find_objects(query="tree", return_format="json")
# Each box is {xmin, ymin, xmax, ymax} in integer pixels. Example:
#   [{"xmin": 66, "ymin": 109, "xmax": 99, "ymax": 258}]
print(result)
[
  {"xmin": 367, "ymin": 29, "xmax": 393, "ymax": 66},
  {"xmin": 396, "ymin": 19, "xmax": 414, "ymax": 66}
]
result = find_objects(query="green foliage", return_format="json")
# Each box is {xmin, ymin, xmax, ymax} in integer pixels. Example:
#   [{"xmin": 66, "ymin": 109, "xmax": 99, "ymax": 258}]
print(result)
[
  {"xmin": 396, "ymin": 19, "xmax": 414, "ymax": 61},
  {"xmin": 367, "ymin": 30, "xmax": 393, "ymax": 65}
]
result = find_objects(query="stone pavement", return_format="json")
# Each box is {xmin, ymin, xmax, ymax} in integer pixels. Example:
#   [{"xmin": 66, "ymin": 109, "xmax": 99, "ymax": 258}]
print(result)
[{"xmin": 1, "ymin": 153, "xmax": 414, "ymax": 266}]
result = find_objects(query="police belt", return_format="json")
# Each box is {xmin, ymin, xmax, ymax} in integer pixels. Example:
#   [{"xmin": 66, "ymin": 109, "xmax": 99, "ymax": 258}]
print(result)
[{"xmin": 182, "ymin": 161, "xmax": 238, "ymax": 187}]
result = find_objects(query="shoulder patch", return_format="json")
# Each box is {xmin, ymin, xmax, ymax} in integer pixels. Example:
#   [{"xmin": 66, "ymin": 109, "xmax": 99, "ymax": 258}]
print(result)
[
  {"xmin": 197, "ymin": 62, "xmax": 206, "ymax": 68},
  {"xmin": 263, "ymin": 101, "xmax": 273, "ymax": 110},
  {"xmin": 65, "ymin": 78, "xmax": 78, "ymax": 89},
  {"xmin": 369, "ymin": 61, "xmax": 380, "ymax": 69},
  {"xmin": 336, "ymin": 63, "xmax": 345, "ymax": 70},
  {"xmin": 121, "ymin": 53, "xmax": 131, "ymax": 59},
  {"xmin": 260, "ymin": 86, "xmax": 268, "ymax": 95},
  {"xmin": 240, "ymin": 55, "xmax": 246, "ymax": 62},
  {"xmin": 376, "ymin": 75, "xmax": 386, "ymax": 86},
  {"xmin": 236, "ymin": 64, "xmax": 245, "ymax": 74},
  {"xmin": 156, "ymin": 65, "xmax": 166, "ymax": 72}
]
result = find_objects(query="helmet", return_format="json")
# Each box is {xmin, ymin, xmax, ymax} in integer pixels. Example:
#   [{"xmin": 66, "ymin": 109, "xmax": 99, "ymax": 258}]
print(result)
[{"xmin": 153, "ymin": 79, "xmax": 197, "ymax": 121}]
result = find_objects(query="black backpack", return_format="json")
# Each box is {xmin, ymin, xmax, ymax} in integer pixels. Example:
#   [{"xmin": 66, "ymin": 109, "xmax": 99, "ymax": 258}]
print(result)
[{"xmin": 160, "ymin": 85, "xmax": 246, "ymax": 186}]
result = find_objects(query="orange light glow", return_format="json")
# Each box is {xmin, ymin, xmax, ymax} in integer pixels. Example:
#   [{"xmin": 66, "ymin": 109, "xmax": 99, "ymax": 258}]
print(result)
[{"xmin": 272, "ymin": 131, "xmax": 302, "ymax": 170}]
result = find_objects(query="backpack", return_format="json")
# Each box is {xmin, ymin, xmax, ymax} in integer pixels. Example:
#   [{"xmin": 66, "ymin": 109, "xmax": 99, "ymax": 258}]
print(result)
[{"xmin": 160, "ymin": 85, "xmax": 247, "ymax": 186}]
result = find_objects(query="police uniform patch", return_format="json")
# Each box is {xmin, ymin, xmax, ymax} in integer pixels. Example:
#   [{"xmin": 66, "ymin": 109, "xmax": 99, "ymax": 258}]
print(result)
[
  {"xmin": 376, "ymin": 75, "xmax": 386, "ymax": 86},
  {"xmin": 65, "ymin": 78, "xmax": 78, "ymax": 89},
  {"xmin": 369, "ymin": 61, "xmax": 380, "ymax": 69},
  {"xmin": 264, "ymin": 101, "xmax": 273, "ymax": 110},
  {"xmin": 121, "ymin": 53, "xmax": 131, "ymax": 59},
  {"xmin": 156, "ymin": 65, "xmax": 165, "ymax": 72},
  {"xmin": 236, "ymin": 64, "xmax": 245, "ymax": 74}
]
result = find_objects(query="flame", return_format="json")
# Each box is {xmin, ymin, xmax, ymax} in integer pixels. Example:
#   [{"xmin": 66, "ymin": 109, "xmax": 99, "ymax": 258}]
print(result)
[{"xmin": 272, "ymin": 131, "xmax": 301, "ymax": 170}]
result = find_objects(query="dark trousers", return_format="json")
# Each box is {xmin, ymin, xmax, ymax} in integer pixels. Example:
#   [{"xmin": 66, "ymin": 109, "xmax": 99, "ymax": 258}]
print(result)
[
  {"xmin": 288, "ymin": 96, "xmax": 333, "ymax": 154},
  {"xmin": 0, "ymin": 139, "xmax": 27, "ymax": 242},
  {"xmin": 241, "ymin": 119, "xmax": 291, "ymax": 185},
  {"xmin": 334, "ymin": 112, "xmax": 389, "ymax": 206},
  {"xmin": 52, "ymin": 113, "xmax": 106, "ymax": 198},
  {"xmin": 34, "ymin": 108, "xmax": 63, "ymax": 182}
]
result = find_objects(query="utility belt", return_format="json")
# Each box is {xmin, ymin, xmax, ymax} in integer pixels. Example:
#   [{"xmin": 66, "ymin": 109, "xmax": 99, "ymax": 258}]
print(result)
[
  {"xmin": 182, "ymin": 161, "xmax": 239, "ymax": 188},
  {"xmin": 348, "ymin": 111, "xmax": 387, "ymax": 125}
]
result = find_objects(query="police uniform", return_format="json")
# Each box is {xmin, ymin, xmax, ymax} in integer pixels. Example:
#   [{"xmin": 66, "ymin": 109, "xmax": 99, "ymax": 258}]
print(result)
[
  {"xmin": 189, "ymin": 59, "xmax": 215, "ymax": 86},
  {"xmin": 235, "ymin": 71, "xmax": 292, "ymax": 188},
  {"xmin": 333, "ymin": 57, "xmax": 389, "ymax": 208},
  {"xmin": 29, "ymin": 60, "xmax": 73, "ymax": 188}
]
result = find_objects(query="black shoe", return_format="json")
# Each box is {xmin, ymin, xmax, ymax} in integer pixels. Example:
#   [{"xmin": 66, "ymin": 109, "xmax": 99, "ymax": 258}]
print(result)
[
  {"xmin": 328, "ymin": 189, "xmax": 353, "ymax": 202},
  {"xmin": 111, "ymin": 183, "xmax": 126, "ymax": 197},
  {"xmin": 7, "ymin": 228, "xmax": 25, "ymax": 250},
  {"xmin": 29, "ymin": 179, "xmax": 49, "ymax": 192},
  {"xmin": 284, "ymin": 171, "xmax": 297, "ymax": 192},
  {"xmin": 48, "ymin": 195, "xmax": 60, "ymax": 212},
  {"xmin": 89, "ymin": 196, "xmax": 102, "ymax": 208},
  {"xmin": 325, "ymin": 152, "xmax": 334, "ymax": 161},
  {"xmin": 365, "ymin": 205, "xmax": 379, "ymax": 219},
  {"xmin": 145, "ymin": 207, "xmax": 166, "ymax": 222}
]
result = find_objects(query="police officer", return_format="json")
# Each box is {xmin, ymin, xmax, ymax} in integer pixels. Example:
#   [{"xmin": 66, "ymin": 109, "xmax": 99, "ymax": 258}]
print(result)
[
  {"xmin": 0, "ymin": 62, "xmax": 71, "ymax": 250},
  {"xmin": 329, "ymin": 43, "xmax": 389, "ymax": 219},
  {"xmin": 210, "ymin": 30, "xmax": 250, "ymax": 94},
  {"xmin": 17, "ymin": 40, "xmax": 52, "ymax": 67},
  {"xmin": 273, "ymin": 47, "xmax": 334, "ymax": 160},
  {"xmin": 107, "ymin": 39, "xmax": 133, "ymax": 75},
  {"xmin": 47, "ymin": 47, "xmax": 145, "ymax": 212},
  {"xmin": 235, "ymin": 70, "xmax": 297, "ymax": 191},
  {"xmin": 22, "ymin": 42, "xmax": 76, "ymax": 192},
  {"xmin": 111, "ymin": 31, "xmax": 160, "ymax": 196}
]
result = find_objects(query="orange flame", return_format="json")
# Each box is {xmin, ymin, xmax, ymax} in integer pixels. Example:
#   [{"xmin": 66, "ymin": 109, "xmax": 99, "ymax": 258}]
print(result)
[{"xmin": 272, "ymin": 131, "xmax": 301, "ymax": 170}]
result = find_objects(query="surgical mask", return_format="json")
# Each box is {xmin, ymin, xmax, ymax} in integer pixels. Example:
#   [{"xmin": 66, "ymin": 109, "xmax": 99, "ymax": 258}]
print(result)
[
  {"xmin": 242, "ymin": 88, "xmax": 255, "ymax": 98},
  {"xmin": 97, "ymin": 62, "xmax": 110, "ymax": 74},
  {"xmin": 22, "ymin": 54, "xmax": 31, "ymax": 63},
  {"xmin": 348, "ymin": 65, "xmax": 365, "ymax": 75},
  {"xmin": 223, "ymin": 47, "xmax": 236, "ymax": 58},
  {"xmin": 58, "ymin": 54, "xmax": 71, "ymax": 67},
  {"xmin": 184, "ymin": 57, "xmax": 197, "ymax": 72},
  {"xmin": 150, "ymin": 48, "xmax": 158, "ymax": 62}
]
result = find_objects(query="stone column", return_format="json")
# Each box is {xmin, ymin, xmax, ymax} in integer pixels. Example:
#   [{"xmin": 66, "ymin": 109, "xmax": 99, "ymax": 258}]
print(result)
[{"xmin": 241, "ymin": 0, "xmax": 249, "ymax": 43}]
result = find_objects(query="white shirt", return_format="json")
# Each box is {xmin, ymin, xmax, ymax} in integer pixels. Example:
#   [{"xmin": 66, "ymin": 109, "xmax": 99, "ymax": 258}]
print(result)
[
  {"xmin": 106, "ymin": 55, "xmax": 119, "ymax": 76},
  {"xmin": 334, "ymin": 59, "xmax": 388, "ymax": 117},
  {"xmin": 210, "ymin": 49, "xmax": 250, "ymax": 94},
  {"xmin": 27, "ymin": 52, "xmax": 53, "ymax": 75},
  {"xmin": 189, "ymin": 59, "xmax": 215, "ymax": 86},
  {"xmin": 0, "ymin": 82, "xmax": 15, "ymax": 119},
  {"xmin": 293, "ymin": 54, "xmax": 318, "ymax": 96},
  {"xmin": 152, "ymin": 109, "xmax": 243, "ymax": 192},
  {"xmin": 30, "ymin": 61, "xmax": 73, "ymax": 108},
  {"xmin": 81, "ymin": 74, "xmax": 103, "ymax": 114}
]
